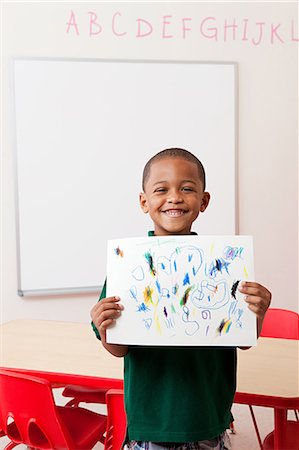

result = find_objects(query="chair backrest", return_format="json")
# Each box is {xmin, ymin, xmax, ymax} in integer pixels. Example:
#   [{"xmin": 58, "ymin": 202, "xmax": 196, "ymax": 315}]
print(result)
[
  {"xmin": 0, "ymin": 369, "xmax": 72, "ymax": 449},
  {"xmin": 104, "ymin": 389, "xmax": 126, "ymax": 450},
  {"xmin": 260, "ymin": 308, "xmax": 299, "ymax": 339}
]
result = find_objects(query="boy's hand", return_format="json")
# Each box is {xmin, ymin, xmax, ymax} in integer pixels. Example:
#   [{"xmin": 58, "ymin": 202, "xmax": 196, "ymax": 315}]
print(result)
[
  {"xmin": 238, "ymin": 281, "xmax": 272, "ymax": 337},
  {"xmin": 91, "ymin": 296, "xmax": 124, "ymax": 343}
]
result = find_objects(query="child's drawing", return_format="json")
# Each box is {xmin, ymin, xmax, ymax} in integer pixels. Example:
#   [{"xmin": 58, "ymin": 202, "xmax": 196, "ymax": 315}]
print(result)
[{"xmin": 106, "ymin": 235, "xmax": 256, "ymax": 346}]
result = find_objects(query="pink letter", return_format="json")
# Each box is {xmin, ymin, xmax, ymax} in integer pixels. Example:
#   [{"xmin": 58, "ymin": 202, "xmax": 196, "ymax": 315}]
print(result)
[
  {"xmin": 224, "ymin": 18, "xmax": 237, "ymax": 42},
  {"xmin": 241, "ymin": 18, "xmax": 249, "ymax": 41},
  {"xmin": 136, "ymin": 18, "xmax": 153, "ymax": 38},
  {"xmin": 112, "ymin": 12, "xmax": 127, "ymax": 36},
  {"xmin": 291, "ymin": 20, "xmax": 299, "ymax": 41},
  {"xmin": 251, "ymin": 22, "xmax": 265, "ymax": 46},
  {"xmin": 271, "ymin": 23, "xmax": 284, "ymax": 44},
  {"xmin": 66, "ymin": 10, "xmax": 79, "ymax": 35},
  {"xmin": 182, "ymin": 18, "xmax": 192, "ymax": 39},
  {"xmin": 162, "ymin": 15, "xmax": 173, "ymax": 39},
  {"xmin": 200, "ymin": 17, "xmax": 218, "ymax": 41},
  {"xmin": 88, "ymin": 11, "xmax": 102, "ymax": 36}
]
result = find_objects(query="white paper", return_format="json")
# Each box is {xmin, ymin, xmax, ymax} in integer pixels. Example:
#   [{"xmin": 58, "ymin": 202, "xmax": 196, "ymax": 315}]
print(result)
[{"xmin": 106, "ymin": 235, "xmax": 256, "ymax": 346}]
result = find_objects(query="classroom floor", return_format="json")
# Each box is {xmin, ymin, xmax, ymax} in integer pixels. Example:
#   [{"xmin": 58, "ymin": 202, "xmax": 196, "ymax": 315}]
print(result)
[{"xmin": 0, "ymin": 389, "xmax": 279, "ymax": 450}]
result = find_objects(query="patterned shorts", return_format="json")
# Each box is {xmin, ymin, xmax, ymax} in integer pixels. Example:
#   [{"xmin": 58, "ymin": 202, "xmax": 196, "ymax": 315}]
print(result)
[{"xmin": 124, "ymin": 431, "xmax": 231, "ymax": 450}]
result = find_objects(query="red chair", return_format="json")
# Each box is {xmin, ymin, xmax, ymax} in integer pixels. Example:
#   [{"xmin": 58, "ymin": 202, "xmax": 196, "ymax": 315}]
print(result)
[
  {"xmin": 62, "ymin": 385, "xmax": 108, "ymax": 407},
  {"xmin": 248, "ymin": 308, "xmax": 299, "ymax": 449},
  {"xmin": 260, "ymin": 308, "xmax": 299, "ymax": 340},
  {"xmin": 104, "ymin": 389, "xmax": 126, "ymax": 450},
  {"xmin": 0, "ymin": 369, "xmax": 107, "ymax": 450}
]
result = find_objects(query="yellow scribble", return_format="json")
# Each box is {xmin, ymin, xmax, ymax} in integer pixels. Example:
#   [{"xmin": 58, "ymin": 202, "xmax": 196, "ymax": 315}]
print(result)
[
  {"xmin": 143, "ymin": 285, "xmax": 153, "ymax": 305},
  {"xmin": 154, "ymin": 311, "xmax": 162, "ymax": 335},
  {"xmin": 243, "ymin": 266, "xmax": 248, "ymax": 278}
]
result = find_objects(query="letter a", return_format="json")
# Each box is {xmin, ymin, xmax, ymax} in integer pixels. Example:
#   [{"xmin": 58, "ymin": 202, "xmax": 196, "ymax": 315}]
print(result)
[{"xmin": 66, "ymin": 10, "xmax": 79, "ymax": 35}]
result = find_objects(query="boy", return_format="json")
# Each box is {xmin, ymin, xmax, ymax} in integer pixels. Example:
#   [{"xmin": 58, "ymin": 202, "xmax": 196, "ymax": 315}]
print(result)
[{"xmin": 91, "ymin": 148, "xmax": 271, "ymax": 450}]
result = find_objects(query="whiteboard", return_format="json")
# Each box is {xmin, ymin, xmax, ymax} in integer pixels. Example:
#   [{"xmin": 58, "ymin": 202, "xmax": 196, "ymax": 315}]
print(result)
[{"xmin": 13, "ymin": 58, "xmax": 237, "ymax": 296}]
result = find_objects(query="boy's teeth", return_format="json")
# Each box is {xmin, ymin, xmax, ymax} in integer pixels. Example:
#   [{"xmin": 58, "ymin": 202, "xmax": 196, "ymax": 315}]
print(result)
[{"xmin": 165, "ymin": 210, "xmax": 184, "ymax": 216}]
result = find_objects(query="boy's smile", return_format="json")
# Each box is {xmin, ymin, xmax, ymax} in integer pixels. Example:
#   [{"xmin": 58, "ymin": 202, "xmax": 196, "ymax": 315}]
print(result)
[{"xmin": 140, "ymin": 157, "xmax": 210, "ymax": 236}]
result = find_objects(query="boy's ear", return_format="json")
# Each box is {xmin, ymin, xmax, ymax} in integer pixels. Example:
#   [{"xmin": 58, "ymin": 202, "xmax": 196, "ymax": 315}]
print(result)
[
  {"xmin": 139, "ymin": 192, "xmax": 149, "ymax": 213},
  {"xmin": 200, "ymin": 192, "xmax": 211, "ymax": 212}
]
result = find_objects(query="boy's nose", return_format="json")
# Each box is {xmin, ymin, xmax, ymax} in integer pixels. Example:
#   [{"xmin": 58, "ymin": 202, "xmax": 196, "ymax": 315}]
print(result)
[{"xmin": 167, "ymin": 190, "xmax": 183, "ymax": 203}]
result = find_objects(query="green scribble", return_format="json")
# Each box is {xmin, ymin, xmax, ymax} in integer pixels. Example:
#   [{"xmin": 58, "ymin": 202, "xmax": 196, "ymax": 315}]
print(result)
[
  {"xmin": 144, "ymin": 251, "xmax": 156, "ymax": 276},
  {"xmin": 180, "ymin": 286, "xmax": 194, "ymax": 307}
]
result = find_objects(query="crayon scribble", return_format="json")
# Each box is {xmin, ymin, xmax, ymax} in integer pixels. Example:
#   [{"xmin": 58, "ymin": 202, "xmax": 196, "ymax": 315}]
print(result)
[
  {"xmin": 223, "ymin": 246, "xmax": 244, "ymax": 261},
  {"xmin": 143, "ymin": 318, "xmax": 152, "ymax": 329},
  {"xmin": 208, "ymin": 258, "xmax": 230, "ymax": 278},
  {"xmin": 180, "ymin": 286, "xmax": 193, "ymax": 307},
  {"xmin": 144, "ymin": 251, "xmax": 156, "ymax": 276},
  {"xmin": 137, "ymin": 302, "xmax": 151, "ymax": 313},
  {"xmin": 172, "ymin": 283, "xmax": 179, "ymax": 295},
  {"xmin": 231, "ymin": 280, "xmax": 240, "ymax": 299},
  {"xmin": 183, "ymin": 272, "xmax": 190, "ymax": 286},
  {"xmin": 114, "ymin": 246, "xmax": 124, "ymax": 257},
  {"xmin": 182, "ymin": 305, "xmax": 200, "ymax": 336},
  {"xmin": 217, "ymin": 318, "xmax": 232, "ymax": 335},
  {"xmin": 143, "ymin": 285, "xmax": 154, "ymax": 305}
]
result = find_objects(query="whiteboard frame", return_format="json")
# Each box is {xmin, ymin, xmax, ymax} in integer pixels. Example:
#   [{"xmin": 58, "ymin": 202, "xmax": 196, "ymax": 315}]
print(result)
[{"xmin": 12, "ymin": 57, "xmax": 238, "ymax": 296}]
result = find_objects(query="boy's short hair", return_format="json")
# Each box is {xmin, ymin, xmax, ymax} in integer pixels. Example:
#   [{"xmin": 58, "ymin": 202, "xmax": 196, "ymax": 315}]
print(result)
[{"xmin": 142, "ymin": 148, "xmax": 206, "ymax": 191}]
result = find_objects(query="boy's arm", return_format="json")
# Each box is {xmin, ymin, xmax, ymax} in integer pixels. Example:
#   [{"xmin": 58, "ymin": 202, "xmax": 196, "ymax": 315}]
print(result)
[{"xmin": 238, "ymin": 281, "xmax": 272, "ymax": 350}]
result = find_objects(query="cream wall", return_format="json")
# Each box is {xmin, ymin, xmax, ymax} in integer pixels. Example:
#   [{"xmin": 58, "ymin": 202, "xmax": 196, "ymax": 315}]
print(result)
[{"xmin": 1, "ymin": 1, "xmax": 298, "ymax": 324}]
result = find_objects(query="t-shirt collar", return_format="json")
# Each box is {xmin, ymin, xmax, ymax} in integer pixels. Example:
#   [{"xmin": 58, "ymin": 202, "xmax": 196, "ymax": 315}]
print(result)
[{"xmin": 148, "ymin": 230, "xmax": 198, "ymax": 236}]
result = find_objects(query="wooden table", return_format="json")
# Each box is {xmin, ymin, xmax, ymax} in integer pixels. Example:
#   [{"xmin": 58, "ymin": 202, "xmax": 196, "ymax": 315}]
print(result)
[
  {"xmin": 1, "ymin": 320, "xmax": 298, "ymax": 449},
  {"xmin": 0, "ymin": 319, "xmax": 123, "ymax": 379},
  {"xmin": 236, "ymin": 339, "xmax": 299, "ymax": 450}
]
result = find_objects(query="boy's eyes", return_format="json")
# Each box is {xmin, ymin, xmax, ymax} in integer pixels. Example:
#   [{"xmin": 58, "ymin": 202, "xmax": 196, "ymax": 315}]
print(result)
[
  {"xmin": 181, "ymin": 187, "xmax": 194, "ymax": 192},
  {"xmin": 154, "ymin": 187, "xmax": 167, "ymax": 193},
  {"xmin": 154, "ymin": 186, "xmax": 194, "ymax": 193}
]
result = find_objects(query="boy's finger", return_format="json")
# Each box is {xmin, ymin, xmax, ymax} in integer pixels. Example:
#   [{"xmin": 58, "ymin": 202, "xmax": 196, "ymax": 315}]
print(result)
[
  {"xmin": 99, "ymin": 296, "xmax": 121, "ymax": 304},
  {"xmin": 99, "ymin": 318, "xmax": 115, "ymax": 333},
  {"xmin": 99, "ymin": 302, "xmax": 124, "ymax": 312},
  {"xmin": 244, "ymin": 295, "xmax": 268, "ymax": 313},
  {"xmin": 238, "ymin": 282, "xmax": 271, "ymax": 298},
  {"xmin": 91, "ymin": 298, "xmax": 123, "ymax": 316}
]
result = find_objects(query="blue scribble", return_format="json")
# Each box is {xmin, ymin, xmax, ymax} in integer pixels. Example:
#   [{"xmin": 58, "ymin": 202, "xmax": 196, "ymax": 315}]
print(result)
[
  {"xmin": 157, "ymin": 256, "xmax": 171, "ymax": 275},
  {"xmin": 131, "ymin": 265, "xmax": 145, "ymax": 281},
  {"xmin": 162, "ymin": 288, "xmax": 170, "ymax": 298},
  {"xmin": 129, "ymin": 286, "xmax": 138, "ymax": 302},
  {"xmin": 156, "ymin": 280, "xmax": 161, "ymax": 294},
  {"xmin": 183, "ymin": 273, "xmax": 190, "ymax": 286},
  {"xmin": 172, "ymin": 284, "xmax": 179, "ymax": 295},
  {"xmin": 137, "ymin": 302, "xmax": 150, "ymax": 313},
  {"xmin": 143, "ymin": 318, "xmax": 152, "ymax": 329},
  {"xmin": 182, "ymin": 306, "xmax": 200, "ymax": 336},
  {"xmin": 223, "ymin": 246, "xmax": 244, "ymax": 261},
  {"xmin": 208, "ymin": 258, "xmax": 230, "ymax": 278},
  {"xmin": 228, "ymin": 300, "xmax": 244, "ymax": 323}
]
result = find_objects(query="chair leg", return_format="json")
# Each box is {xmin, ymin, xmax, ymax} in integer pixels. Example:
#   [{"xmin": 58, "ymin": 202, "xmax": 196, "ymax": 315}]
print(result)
[
  {"xmin": 249, "ymin": 405, "xmax": 263, "ymax": 450},
  {"xmin": 3, "ymin": 442, "xmax": 18, "ymax": 450},
  {"xmin": 229, "ymin": 421, "xmax": 236, "ymax": 434},
  {"xmin": 64, "ymin": 398, "xmax": 79, "ymax": 407}
]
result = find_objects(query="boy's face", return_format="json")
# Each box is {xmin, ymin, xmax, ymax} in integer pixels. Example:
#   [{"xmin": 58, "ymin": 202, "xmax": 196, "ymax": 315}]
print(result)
[{"xmin": 140, "ymin": 157, "xmax": 210, "ymax": 236}]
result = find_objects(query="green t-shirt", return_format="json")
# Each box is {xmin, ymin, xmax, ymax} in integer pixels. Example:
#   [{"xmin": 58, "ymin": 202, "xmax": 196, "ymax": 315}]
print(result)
[{"xmin": 92, "ymin": 232, "xmax": 236, "ymax": 443}]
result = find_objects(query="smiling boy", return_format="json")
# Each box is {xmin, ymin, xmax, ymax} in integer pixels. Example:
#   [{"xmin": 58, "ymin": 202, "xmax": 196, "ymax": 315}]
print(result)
[{"xmin": 91, "ymin": 148, "xmax": 271, "ymax": 450}]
